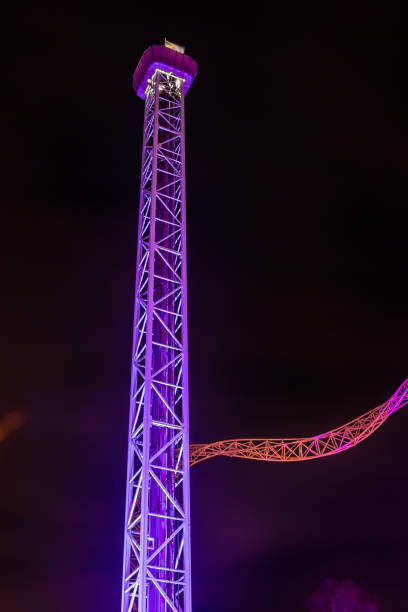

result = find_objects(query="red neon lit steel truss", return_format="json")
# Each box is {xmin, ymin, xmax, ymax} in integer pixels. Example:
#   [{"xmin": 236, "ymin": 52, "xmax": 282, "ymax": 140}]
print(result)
[{"xmin": 190, "ymin": 379, "xmax": 408, "ymax": 467}]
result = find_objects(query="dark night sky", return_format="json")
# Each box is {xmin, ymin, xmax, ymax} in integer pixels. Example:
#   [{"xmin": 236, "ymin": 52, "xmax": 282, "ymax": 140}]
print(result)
[{"xmin": 2, "ymin": 5, "xmax": 408, "ymax": 611}]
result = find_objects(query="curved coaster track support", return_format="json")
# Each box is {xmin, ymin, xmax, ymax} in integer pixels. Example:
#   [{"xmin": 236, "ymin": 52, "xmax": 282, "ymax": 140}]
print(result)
[{"xmin": 190, "ymin": 379, "xmax": 408, "ymax": 467}]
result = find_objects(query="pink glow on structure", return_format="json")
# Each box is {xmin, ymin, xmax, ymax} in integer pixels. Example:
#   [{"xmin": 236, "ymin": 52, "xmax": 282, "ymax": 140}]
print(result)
[{"xmin": 190, "ymin": 379, "xmax": 408, "ymax": 467}]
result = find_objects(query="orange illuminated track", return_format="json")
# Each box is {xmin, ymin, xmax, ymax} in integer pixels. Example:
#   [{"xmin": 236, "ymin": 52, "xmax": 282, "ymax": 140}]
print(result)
[{"xmin": 189, "ymin": 379, "xmax": 408, "ymax": 467}]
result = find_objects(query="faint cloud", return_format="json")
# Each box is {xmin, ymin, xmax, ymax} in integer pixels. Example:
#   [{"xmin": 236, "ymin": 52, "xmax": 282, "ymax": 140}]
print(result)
[{"xmin": 307, "ymin": 578, "xmax": 381, "ymax": 611}]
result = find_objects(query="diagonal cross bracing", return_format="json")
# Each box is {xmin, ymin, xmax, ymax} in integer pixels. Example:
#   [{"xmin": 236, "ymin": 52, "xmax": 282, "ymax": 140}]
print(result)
[
  {"xmin": 121, "ymin": 68, "xmax": 192, "ymax": 612},
  {"xmin": 189, "ymin": 379, "xmax": 408, "ymax": 467}
]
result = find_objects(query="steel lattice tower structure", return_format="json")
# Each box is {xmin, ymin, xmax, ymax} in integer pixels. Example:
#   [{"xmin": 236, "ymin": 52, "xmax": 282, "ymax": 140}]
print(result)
[{"xmin": 121, "ymin": 42, "xmax": 197, "ymax": 612}]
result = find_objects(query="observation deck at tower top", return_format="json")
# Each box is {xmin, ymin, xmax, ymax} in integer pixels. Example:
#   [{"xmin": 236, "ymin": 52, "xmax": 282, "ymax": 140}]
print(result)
[{"xmin": 133, "ymin": 44, "xmax": 198, "ymax": 100}]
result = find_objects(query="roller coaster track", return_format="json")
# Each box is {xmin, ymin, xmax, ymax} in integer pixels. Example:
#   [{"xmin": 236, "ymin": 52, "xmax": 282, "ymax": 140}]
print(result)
[{"xmin": 189, "ymin": 379, "xmax": 408, "ymax": 467}]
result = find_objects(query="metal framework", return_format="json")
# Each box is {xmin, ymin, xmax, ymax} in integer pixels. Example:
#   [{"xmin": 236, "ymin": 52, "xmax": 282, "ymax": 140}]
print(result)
[
  {"xmin": 190, "ymin": 379, "xmax": 408, "ymax": 467},
  {"xmin": 121, "ymin": 42, "xmax": 407, "ymax": 612},
  {"xmin": 121, "ymin": 45, "xmax": 197, "ymax": 612}
]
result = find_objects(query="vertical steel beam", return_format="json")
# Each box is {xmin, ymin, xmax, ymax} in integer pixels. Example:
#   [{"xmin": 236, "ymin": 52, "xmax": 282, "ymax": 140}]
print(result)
[
  {"xmin": 121, "ymin": 68, "xmax": 192, "ymax": 612},
  {"xmin": 180, "ymin": 88, "xmax": 192, "ymax": 612},
  {"xmin": 138, "ymin": 71, "xmax": 160, "ymax": 612}
]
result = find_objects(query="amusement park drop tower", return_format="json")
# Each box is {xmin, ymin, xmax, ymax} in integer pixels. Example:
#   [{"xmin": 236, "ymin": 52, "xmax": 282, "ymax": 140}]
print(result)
[
  {"xmin": 121, "ymin": 41, "xmax": 197, "ymax": 612},
  {"xmin": 120, "ymin": 40, "xmax": 408, "ymax": 612}
]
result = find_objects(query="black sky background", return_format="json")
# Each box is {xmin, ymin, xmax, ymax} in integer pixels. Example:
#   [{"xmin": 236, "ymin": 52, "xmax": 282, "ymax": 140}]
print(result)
[{"xmin": 1, "ymin": 4, "xmax": 408, "ymax": 611}]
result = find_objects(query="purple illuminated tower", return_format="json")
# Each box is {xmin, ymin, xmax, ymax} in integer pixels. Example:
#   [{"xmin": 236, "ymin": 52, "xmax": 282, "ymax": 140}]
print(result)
[{"xmin": 121, "ymin": 42, "xmax": 197, "ymax": 612}]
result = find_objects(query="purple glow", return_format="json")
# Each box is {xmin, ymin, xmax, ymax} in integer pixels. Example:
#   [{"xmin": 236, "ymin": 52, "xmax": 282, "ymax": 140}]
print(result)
[
  {"xmin": 133, "ymin": 45, "xmax": 198, "ymax": 99},
  {"xmin": 121, "ymin": 48, "xmax": 196, "ymax": 612},
  {"xmin": 307, "ymin": 578, "xmax": 382, "ymax": 611}
]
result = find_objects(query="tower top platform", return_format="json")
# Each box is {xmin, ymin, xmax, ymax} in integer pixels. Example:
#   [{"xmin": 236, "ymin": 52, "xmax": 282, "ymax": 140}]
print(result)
[{"xmin": 133, "ymin": 45, "xmax": 198, "ymax": 100}]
